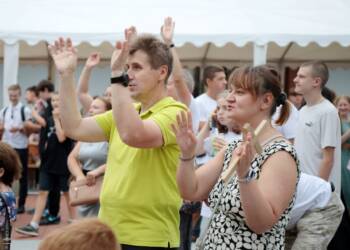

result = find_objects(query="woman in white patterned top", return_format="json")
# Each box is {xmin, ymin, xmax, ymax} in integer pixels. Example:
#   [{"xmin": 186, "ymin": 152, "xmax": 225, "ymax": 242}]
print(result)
[{"xmin": 172, "ymin": 65, "xmax": 300, "ymax": 249}]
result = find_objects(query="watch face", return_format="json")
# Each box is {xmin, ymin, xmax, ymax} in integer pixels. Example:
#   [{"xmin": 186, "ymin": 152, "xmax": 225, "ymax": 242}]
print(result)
[{"xmin": 123, "ymin": 74, "xmax": 130, "ymax": 86}]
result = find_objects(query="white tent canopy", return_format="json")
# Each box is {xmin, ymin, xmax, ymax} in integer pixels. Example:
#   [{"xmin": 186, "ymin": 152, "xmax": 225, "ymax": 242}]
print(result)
[{"xmin": 1, "ymin": 0, "xmax": 350, "ymax": 105}]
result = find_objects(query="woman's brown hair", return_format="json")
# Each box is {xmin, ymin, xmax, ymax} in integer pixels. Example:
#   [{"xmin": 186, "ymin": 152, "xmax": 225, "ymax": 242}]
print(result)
[
  {"xmin": 228, "ymin": 65, "xmax": 290, "ymax": 126},
  {"xmin": 38, "ymin": 218, "xmax": 120, "ymax": 250},
  {"xmin": 334, "ymin": 95, "xmax": 350, "ymax": 107},
  {"xmin": 0, "ymin": 142, "xmax": 21, "ymax": 186},
  {"xmin": 94, "ymin": 96, "xmax": 112, "ymax": 111}
]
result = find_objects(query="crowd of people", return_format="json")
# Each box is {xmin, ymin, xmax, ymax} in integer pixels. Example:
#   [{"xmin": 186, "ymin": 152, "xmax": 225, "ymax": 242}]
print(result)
[{"xmin": 1, "ymin": 17, "xmax": 350, "ymax": 250}]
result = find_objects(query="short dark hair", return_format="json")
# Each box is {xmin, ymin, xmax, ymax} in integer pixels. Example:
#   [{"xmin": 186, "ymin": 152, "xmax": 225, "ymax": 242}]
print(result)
[
  {"xmin": 26, "ymin": 85, "xmax": 39, "ymax": 97},
  {"xmin": 8, "ymin": 84, "xmax": 21, "ymax": 93},
  {"xmin": 300, "ymin": 60, "xmax": 329, "ymax": 87},
  {"xmin": 202, "ymin": 65, "xmax": 225, "ymax": 86},
  {"xmin": 129, "ymin": 34, "xmax": 173, "ymax": 83},
  {"xmin": 322, "ymin": 86, "xmax": 336, "ymax": 103},
  {"xmin": 37, "ymin": 80, "xmax": 55, "ymax": 92},
  {"xmin": 0, "ymin": 142, "xmax": 21, "ymax": 186}
]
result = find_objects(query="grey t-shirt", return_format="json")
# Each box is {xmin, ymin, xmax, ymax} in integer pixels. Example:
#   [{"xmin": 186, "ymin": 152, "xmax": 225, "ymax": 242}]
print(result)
[
  {"xmin": 78, "ymin": 141, "xmax": 108, "ymax": 172},
  {"xmin": 294, "ymin": 99, "xmax": 341, "ymax": 193}
]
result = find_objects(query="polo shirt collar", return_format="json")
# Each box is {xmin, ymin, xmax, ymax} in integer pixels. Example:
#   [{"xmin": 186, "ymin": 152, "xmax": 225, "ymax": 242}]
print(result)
[{"xmin": 136, "ymin": 97, "xmax": 175, "ymax": 117}]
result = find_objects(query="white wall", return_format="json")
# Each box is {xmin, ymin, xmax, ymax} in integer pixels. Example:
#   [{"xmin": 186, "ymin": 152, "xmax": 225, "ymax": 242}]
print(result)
[
  {"xmin": 328, "ymin": 68, "xmax": 350, "ymax": 96},
  {"xmin": 0, "ymin": 62, "xmax": 111, "ymax": 109}
]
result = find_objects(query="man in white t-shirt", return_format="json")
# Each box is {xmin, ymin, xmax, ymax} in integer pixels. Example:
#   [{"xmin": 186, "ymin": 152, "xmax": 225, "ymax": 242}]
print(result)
[
  {"xmin": 0, "ymin": 84, "xmax": 34, "ymax": 214},
  {"xmin": 294, "ymin": 61, "xmax": 341, "ymax": 193},
  {"xmin": 285, "ymin": 173, "xmax": 344, "ymax": 250},
  {"xmin": 195, "ymin": 65, "xmax": 227, "ymax": 131}
]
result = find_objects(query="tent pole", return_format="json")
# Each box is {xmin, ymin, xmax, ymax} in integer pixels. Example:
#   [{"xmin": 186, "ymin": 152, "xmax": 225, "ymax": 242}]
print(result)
[
  {"xmin": 2, "ymin": 42, "xmax": 19, "ymax": 108},
  {"xmin": 253, "ymin": 43, "xmax": 267, "ymax": 66},
  {"xmin": 199, "ymin": 42, "xmax": 212, "ymax": 94},
  {"xmin": 46, "ymin": 42, "xmax": 53, "ymax": 81}
]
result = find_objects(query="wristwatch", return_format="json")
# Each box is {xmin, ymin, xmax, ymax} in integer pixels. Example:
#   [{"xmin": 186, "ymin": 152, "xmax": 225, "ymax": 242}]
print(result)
[{"xmin": 110, "ymin": 72, "xmax": 129, "ymax": 87}]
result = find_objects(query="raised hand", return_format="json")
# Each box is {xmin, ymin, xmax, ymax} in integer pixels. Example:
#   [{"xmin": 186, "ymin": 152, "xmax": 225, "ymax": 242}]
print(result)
[
  {"xmin": 111, "ymin": 26, "xmax": 137, "ymax": 75},
  {"xmin": 161, "ymin": 16, "xmax": 175, "ymax": 46},
  {"xmin": 171, "ymin": 111, "xmax": 197, "ymax": 158},
  {"xmin": 48, "ymin": 38, "xmax": 78, "ymax": 75},
  {"xmin": 125, "ymin": 26, "xmax": 137, "ymax": 46},
  {"xmin": 233, "ymin": 132, "xmax": 256, "ymax": 178},
  {"xmin": 86, "ymin": 52, "xmax": 101, "ymax": 69}
]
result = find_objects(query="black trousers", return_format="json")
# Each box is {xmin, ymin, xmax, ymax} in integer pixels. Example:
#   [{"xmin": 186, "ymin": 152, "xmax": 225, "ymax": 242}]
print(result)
[
  {"xmin": 121, "ymin": 245, "xmax": 178, "ymax": 250},
  {"xmin": 328, "ymin": 191, "xmax": 350, "ymax": 249},
  {"xmin": 179, "ymin": 211, "xmax": 192, "ymax": 250},
  {"xmin": 47, "ymin": 187, "xmax": 61, "ymax": 217},
  {"xmin": 15, "ymin": 148, "xmax": 28, "ymax": 208}
]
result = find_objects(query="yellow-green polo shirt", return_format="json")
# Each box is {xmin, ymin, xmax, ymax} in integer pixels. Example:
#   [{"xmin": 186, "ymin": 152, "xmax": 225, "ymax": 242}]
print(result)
[{"xmin": 95, "ymin": 97, "xmax": 187, "ymax": 247}]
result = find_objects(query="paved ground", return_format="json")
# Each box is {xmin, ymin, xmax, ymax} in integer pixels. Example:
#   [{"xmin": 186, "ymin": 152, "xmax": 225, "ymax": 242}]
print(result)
[
  {"xmin": 11, "ymin": 194, "xmax": 73, "ymax": 250},
  {"xmin": 12, "ymin": 240, "xmax": 41, "ymax": 250}
]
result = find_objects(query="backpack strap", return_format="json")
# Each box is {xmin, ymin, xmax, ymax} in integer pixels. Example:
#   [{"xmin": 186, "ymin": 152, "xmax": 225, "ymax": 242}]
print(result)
[
  {"xmin": 20, "ymin": 106, "xmax": 26, "ymax": 122},
  {"xmin": 0, "ymin": 193, "xmax": 12, "ymax": 250},
  {"xmin": 1, "ymin": 106, "xmax": 26, "ymax": 123},
  {"xmin": 2, "ymin": 107, "xmax": 8, "ymax": 121}
]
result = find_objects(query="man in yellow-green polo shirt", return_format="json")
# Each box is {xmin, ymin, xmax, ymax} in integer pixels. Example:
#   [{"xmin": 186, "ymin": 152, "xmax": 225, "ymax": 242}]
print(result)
[{"xmin": 48, "ymin": 29, "xmax": 187, "ymax": 249}]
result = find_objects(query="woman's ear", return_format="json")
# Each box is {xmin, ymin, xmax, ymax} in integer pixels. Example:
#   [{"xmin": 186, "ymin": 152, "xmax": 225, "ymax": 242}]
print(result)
[
  {"xmin": 0, "ymin": 168, "xmax": 4, "ymax": 178},
  {"xmin": 261, "ymin": 93, "xmax": 274, "ymax": 110}
]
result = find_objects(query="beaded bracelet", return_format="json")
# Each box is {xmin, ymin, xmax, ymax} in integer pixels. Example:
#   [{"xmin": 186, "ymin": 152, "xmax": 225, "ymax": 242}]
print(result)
[
  {"xmin": 236, "ymin": 169, "xmax": 254, "ymax": 183},
  {"xmin": 179, "ymin": 155, "xmax": 195, "ymax": 161}
]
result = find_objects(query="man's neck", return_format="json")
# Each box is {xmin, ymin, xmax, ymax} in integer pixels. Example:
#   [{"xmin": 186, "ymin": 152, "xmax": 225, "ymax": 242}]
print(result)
[
  {"xmin": 140, "ymin": 89, "xmax": 167, "ymax": 113},
  {"xmin": 11, "ymin": 101, "xmax": 19, "ymax": 107},
  {"xmin": 205, "ymin": 89, "xmax": 218, "ymax": 101},
  {"xmin": 304, "ymin": 91, "xmax": 324, "ymax": 107}
]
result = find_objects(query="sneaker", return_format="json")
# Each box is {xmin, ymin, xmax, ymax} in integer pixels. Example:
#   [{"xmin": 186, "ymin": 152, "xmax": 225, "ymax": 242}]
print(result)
[
  {"xmin": 15, "ymin": 224, "xmax": 39, "ymax": 237},
  {"xmin": 39, "ymin": 215, "xmax": 61, "ymax": 225}
]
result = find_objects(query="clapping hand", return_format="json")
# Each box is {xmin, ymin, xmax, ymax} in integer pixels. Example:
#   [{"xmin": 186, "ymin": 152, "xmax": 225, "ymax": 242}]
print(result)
[
  {"xmin": 171, "ymin": 111, "xmax": 197, "ymax": 159},
  {"xmin": 233, "ymin": 132, "xmax": 256, "ymax": 178},
  {"xmin": 161, "ymin": 17, "xmax": 175, "ymax": 46},
  {"xmin": 48, "ymin": 38, "xmax": 78, "ymax": 76},
  {"xmin": 86, "ymin": 52, "xmax": 101, "ymax": 69},
  {"xmin": 111, "ymin": 26, "xmax": 137, "ymax": 75}
]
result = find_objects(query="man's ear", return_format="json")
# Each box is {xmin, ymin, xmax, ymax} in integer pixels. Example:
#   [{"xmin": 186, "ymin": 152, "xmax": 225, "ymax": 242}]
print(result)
[
  {"xmin": 0, "ymin": 168, "xmax": 4, "ymax": 178},
  {"xmin": 158, "ymin": 65, "xmax": 169, "ymax": 82},
  {"xmin": 206, "ymin": 78, "xmax": 213, "ymax": 87},
  {"xmin": 313, "ymin": 77, "xmax": 323, "ymax": 88}
]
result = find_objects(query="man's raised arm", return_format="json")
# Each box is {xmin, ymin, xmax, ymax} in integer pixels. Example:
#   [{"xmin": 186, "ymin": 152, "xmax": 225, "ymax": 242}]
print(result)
[
  {"xmin": 161, "ymin": 17, "xmax": 192, "ymax": 106},
  {"xmin": 48, "ymin": 38, "xmax": 106, "ymax": 142},
  {"xmin": 77, "ymin": 52, "xmax": 101, "ymax": 113}
]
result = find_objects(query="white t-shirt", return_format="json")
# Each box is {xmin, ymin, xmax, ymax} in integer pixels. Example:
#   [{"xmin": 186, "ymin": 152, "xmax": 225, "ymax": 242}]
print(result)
[
  {"xmin": 0, "ymin": 102, "xmax": 31, "ymax": 149},
  {"xmin": 189, "ymin": 96, "xmax": 200, "ymax": 135},
  {"xmin": 272, "ymin": 103, "xmax": 299, "ymax": 140},
  {"xmin": 294, "ymin": 99, "xmax": 341, "ymax": 193},
  {"xmin": 195, "ymin": 93, "xmax": 217, "ymax": 124},
  {"xmin": 287, "ymin": 173, "xmax": 332, "ymax": 229}
]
